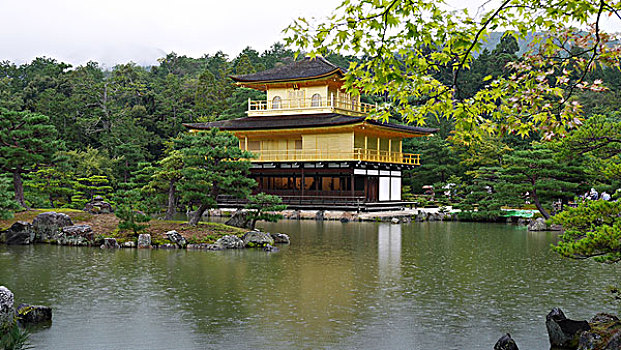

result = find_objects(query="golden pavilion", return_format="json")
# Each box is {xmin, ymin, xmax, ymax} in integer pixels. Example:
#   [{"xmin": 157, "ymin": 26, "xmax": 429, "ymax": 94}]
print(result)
[{"xmin": 184, "ymin": 56, "xmax": 435, "ymax": 210}]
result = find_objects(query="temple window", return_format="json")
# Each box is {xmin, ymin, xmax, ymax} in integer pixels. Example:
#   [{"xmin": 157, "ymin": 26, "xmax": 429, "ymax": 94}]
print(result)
[
  {"xmin": 311, "ymin": 93, "xmax": 322, "ymax": 107},
  {"xmin": 272, "ymin": 96, "xmax": 282, "ymax": 109}
]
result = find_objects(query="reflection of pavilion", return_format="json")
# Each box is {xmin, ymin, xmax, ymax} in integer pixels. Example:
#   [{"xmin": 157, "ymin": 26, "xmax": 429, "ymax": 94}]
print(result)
[{"xmin": 378, "ymin": 223, "xmax": 402, "ymax": 281}]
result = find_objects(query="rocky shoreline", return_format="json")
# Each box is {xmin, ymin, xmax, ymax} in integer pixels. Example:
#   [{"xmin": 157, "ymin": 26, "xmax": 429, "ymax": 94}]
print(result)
[
  {"xmin": 0, "ymin": 211, "xmax": 290, "ymax": 252},
  {"xmin": 494, "ymin": 308, "xmax": 621, "ymax": 350},
  {"xmin": 208, "ymin": 208, "xmax": 560, "ymax": 231}
]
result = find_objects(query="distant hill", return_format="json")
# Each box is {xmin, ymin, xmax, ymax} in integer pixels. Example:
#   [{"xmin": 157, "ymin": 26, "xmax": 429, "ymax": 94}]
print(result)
[{"xmin": 476, "ymin": 32, "xmax": 536, "ymax": 56}]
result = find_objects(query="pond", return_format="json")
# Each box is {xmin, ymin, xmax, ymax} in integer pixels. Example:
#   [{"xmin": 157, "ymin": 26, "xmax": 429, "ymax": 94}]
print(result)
[{"xmin": 1, "ymin": 221, "xmax": 618, "ymax": 349}]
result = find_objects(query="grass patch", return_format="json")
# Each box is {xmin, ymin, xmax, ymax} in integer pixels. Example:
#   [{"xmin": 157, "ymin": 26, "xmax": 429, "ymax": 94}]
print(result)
[{"xmin": 1, "ymin": 209, "xmax": 246, "ymax": 245}]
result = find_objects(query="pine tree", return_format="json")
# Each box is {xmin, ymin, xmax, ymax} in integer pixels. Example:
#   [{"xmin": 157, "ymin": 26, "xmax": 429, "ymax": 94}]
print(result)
[
  {"xmin": 245, "ymin": 193, "xmax": 287, "ymax": 230},
  {"xmin": 175, "ymin": 129, "xmax": 256, "ymax": 225},
  {"xmin": 0, "ymin": 108, "xmax": 58, "ymax": 207},
  {"xmin": 147, "ymin": 149, "xmax": 183, "ymax": 220},
  {"xmin": 0, "ymin": 176, "xmax": 20, "ymax": 220},
  {"xmin": 500, "ymin": 144, "xmax": 586, "ymax": 219}
]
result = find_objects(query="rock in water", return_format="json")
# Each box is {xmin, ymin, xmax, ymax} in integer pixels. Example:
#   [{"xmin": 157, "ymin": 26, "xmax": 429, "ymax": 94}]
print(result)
[
  {"xmin": 32, "ymin": 212, "xmax": 73, "ymax": 242},
  {"xmin": 391, "ymin": 217, "xmax": 400, "ymax": 224},
  {"xmin": 101, "ymin": 238, "xmax": 120, "ymax": 249},
  {"xmin": 546, "ymin": 307, "xmax": 591, "ymax": 349},
  {"xmin": 263, "ymin": 244, "xmax": 279, "ymax": 252},
  {"xmin": 270, "ymin": 233, "xmax": 290, "ymax": 244},
  {"xmin": 3, "ymin": 221, "xmax": 35, "ymax": 245},
  {"xmin": 0, "ymin": 286, "xmax": 14, "ymax": 329},
  {"xmin": 16, "ymin": 304, "xmax": 52, "ymax": 325},
  {"xmin": 213, "ymin": 235, "xmax": 244, "ymax": 249},
  {"xmin": 224, "ymin": 209, "xmax": 252, "ymax": 229},
  {"xmin": 60, "ymin": 224, "xmax": 94, "ymax": 246},
  {"xmin": 494, "ymin": 333, "xmax": 519, "ymax": 350},
  {"xmin": 578, "ymin": 313, "xmax": 621, "ymax": 350},
  {"xmin": 527, "ymin": 218, "xmax": 548, "ymax": 231},
  {"xmin": 137, "ymin": 234, "xmax": 151, "ymax": 249},
  {"xmin": 165, "ymin": 230, "xmax": 187, "ymax": 248},
  {"xmin": 242, "ymin": 230, "xmax": 274, "ymax": 248}
]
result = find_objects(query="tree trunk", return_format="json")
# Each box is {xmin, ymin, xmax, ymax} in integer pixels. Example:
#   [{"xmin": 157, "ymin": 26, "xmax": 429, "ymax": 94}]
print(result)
[
  {"xmin": 13, "ymin": 171, "xmax": 27, "ymax": 208},
  {"xmin": 531, "ymin": 187, "xmax": 550, "ymax": 219},
  {"xmin": 165, "ymin": 180, "xmax": 176, "ymax": 220},
  {"xmin": 188, "ymin": 203, "xmax": 210, "ymax": 226}
]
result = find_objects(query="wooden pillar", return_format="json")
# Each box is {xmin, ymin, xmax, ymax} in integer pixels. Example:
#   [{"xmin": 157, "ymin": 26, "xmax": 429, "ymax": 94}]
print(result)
[
  {"xmin": 351, "ymin": 173, "xmax": 355, "ymax": 198},
  {"xmin": 301, "ymin": 167, "xmax": 305, "ymax": 199},
  {"xmin": 244, "ymin": 136, "xmax": 248, "ymax": 151},
  {"xmin": 377, "ymin": 136, "xmax": 380, "ymax": 161},
  {"xmin": 388, "ymin": 139, "xmax": 392, "ymax": 162}
]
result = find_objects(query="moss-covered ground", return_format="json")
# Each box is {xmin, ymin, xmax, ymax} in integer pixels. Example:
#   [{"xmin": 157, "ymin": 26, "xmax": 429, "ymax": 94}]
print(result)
[{"xmin": 1, "ymin": 209, "xmax": 246, "ymax": 245}]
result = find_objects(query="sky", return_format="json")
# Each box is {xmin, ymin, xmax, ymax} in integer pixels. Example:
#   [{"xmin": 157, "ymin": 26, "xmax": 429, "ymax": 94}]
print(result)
[{"xmin": 1, "ymin": 0, "xmax": 620, "ymax": 68}]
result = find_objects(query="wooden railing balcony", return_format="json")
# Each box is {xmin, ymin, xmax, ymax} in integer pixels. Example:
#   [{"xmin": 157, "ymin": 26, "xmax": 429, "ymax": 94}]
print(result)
[
  {"xmin": 248, "ymin": 148, "xmax": 420, "ymax": 165},
  {"xmin": 247, "ymin": 97, "xmax": 375, "ymax": 117}
]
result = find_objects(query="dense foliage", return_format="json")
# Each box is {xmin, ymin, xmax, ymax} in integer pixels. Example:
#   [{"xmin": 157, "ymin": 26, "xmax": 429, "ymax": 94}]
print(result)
[
  {"xmin": 244, "ymin": 193, "xmax": 288, "ymax": 230},
  {"xmin": 0, "ymin": 44, "xmax": 299, "ymax": 224}
]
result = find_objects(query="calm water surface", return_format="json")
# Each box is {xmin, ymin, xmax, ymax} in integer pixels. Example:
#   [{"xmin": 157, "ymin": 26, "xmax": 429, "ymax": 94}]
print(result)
[{"xmin": 1, "ymin": 221, "xmax": 618, "ymax": 349}]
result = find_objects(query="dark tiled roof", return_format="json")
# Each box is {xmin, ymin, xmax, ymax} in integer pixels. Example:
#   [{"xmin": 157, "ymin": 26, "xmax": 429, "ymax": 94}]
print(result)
[
  {"xmin": 230, "ymin": 56, "xmax": 346, "ymax": 83},
  {"xmin": 183, "ymin": 114, "xmax": 436, "ymax": 135}
]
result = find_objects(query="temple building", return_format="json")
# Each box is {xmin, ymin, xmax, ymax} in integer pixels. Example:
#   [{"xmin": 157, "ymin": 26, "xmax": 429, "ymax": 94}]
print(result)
[{"xmin": 184, "ymin": 56, "xmax": 435, "ymax": 210}]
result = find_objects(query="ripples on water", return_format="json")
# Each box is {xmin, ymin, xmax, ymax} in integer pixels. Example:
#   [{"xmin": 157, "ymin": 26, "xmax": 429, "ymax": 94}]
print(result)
[{"xmin": 0, "ymin": 221, "xmax": 618, "ymax": 349}]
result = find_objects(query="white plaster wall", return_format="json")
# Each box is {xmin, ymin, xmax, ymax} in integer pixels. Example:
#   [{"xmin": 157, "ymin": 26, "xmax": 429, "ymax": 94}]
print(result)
[
  {"xmin": 391, "ymin": 176, "xmax": 401, "ymax": 201},
  {"xmin": 379, "ymin": 176, "xmax": 390, "ymax": 201}
]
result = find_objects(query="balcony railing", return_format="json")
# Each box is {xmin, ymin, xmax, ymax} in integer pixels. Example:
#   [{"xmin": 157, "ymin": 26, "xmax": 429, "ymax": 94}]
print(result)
[
  {"xmin": 247, "ymin": 96, "xmax": 375, "ymax": 116},
  {"xmin": 248, "ymin": 148, "xmax": 420, "ymax": 165}
]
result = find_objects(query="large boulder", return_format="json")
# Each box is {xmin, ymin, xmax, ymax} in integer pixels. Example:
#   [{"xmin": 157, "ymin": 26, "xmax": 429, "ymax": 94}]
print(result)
[
  {"xmin": 59, "ymin": 224, "xmax": 94, "ymax": 246},
  {"xmin": 213, "ymin": 235, "xmax": 244, "ymax": 250},
  {"xmin": 528, "ymin": 218, "xmax": 548, "ymax": 231},
  {"xmin": 578, "ymin": 313, "xmax": 621, "ymax": 350},
  {"xmin": 84, "ymin": 196, "xmax": 114, "ymax": 214},
  {"xmin": 242, "ymin": 230, "xmax": 274, "ymax": 248},
  {"xmin": 270, "ymin": 233, "xmax": 290, "ymax": 244},
  {"xmin": 101, "ymin": 237, "xmax": 120, "ymax": 249},
  {"xmin": 494, "ymin": 333, "xmax": 519, "ymax": 350},
  {"xmin": 137, "ymin": 234, "xmax": 151, "ymax": 249},
  {"xmin": 0, "ymin": 286, "xmax": 14, "ymax": 329},
  {"xmin": 32, "ymin": 211, "xmax": 73, "ymax": 242},
  {"xmin": 16, "ymin": 304, "xmax": 52, "ymax": 325},
  {"xmin": 546, "ymin": 307, "xmax": 591, "ymax": 349},
  {"xmin": 165, "ymin": 230, "xmax": 187, "ymax": 248},
  {"xmin": 224, "ymin": 209, "xmax": 252, "ymax": 229},
  {"xmin": 3, "ymin": 221, "xmax": 35, "ymax": 245}
]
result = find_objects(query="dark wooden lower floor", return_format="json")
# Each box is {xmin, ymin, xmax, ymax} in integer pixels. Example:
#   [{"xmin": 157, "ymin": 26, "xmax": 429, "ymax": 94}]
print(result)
[{"xmin": 220, "ymin": 161, "xmax": 412, "ymax": 211}]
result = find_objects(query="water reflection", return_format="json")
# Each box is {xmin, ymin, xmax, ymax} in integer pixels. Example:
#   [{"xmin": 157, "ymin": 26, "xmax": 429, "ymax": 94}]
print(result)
[
  {"xmin": 377, "ymin": 223, "xmax": 401, "ymax": 282},
  {"xmin": 0, "ymin": 221, "xmax": 619, "ymax": 350}
]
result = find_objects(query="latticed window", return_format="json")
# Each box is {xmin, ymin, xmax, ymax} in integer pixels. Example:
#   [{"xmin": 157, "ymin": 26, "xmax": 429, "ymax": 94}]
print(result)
[
  {"xmin": 272, "ymin": 96, "xmax": 282, "ymax": 109},
  {"xmin": 311, "ymin": 93, "xmax": 322, "ymax": 107}
]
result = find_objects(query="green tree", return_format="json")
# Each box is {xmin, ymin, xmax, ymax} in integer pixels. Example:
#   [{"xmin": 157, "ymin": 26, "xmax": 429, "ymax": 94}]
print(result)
[
  {"xmin": 73, "ymin": 175, "xmax": 114, "ymax": 208},
  {"xmin": 25, "ymin": 166, "xmax": 76, "ymax": 208},
  {"xmin": 0, "ymin": 176, "xmax": 20, "ymax": 220},
  {"xmin": 114, "ymin": 186, "xmax": 151, "ymax": 237},
  {"xmin": 500, "ymin": 145, "xmax": 585, "ymax": 219},
  {"xmin": 147, "ymin": 149, "xmax": 184, "ymax": 220},
  {"xmin": 553, "ymin": 200, "xmax": 621, "ymax": 263},
  {"xmin": 0, "ymin": 108, "xmax": 58, "ymax": 207},
  {"xmin": 176, "ymin": 129, "xmax": 256, "ymax": 225},
  {"xmin": 245, "ymin": 193, "xmax": 287, "ymax": 230},
  {"xmin": 286, "ymin": 0, "xmax": 621, "ymax": 142},
  {"xmin": 456, "ymin": 167, "xmax": 509, "ymax": 221}
]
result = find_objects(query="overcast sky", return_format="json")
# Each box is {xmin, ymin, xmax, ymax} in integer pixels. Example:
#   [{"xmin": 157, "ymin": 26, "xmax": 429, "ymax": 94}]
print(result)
[{"xmin": 1, "ymin": 0, "xmax": 619, "ymax": 68}]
